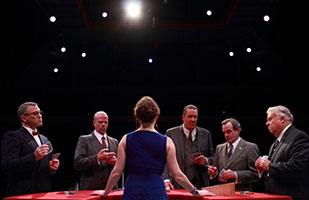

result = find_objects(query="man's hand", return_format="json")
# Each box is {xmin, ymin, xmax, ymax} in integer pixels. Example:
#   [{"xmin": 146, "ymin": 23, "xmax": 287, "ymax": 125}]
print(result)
[
  {"xmin": 208, "ymin": 165, "xmax": 217, "ymax": 178},
  {"xmin": 164, "ymin": 180, "xmax": 174, "ymax": 190},
  {"xmin": 34, "ymin": 145, "xmax": 49, "ymax": 161},
  {"xmin": 193, "ymin": 155, "xmax": 207, "ymax": 165},
  {"xmin": 221, "ymin": 169, "xmax": 236, "ymax": 182},
  {"xmin": 255, "ymin": 156, "xmax": 271, "ymax": 172},
  {"xmin": 49, "ymin": 159, "xmax": 60, "ymax": 171},
  {"xmin": 97, "ymin": 148, "xmax": 117, "ymax": 165}
]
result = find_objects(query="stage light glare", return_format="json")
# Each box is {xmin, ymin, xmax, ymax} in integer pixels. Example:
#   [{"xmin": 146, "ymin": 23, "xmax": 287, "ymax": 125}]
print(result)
[
  {"xmin": 148, "ymin": 58, "xmax": 153, "ymax": 63},
  {"xmin": 102, "ymin": 12, "xmax": 108, "ymax": 18},
  {"xmin": 246, "ymin": 47, "xmax": 252, "ymax": 53},
  {"xmin": 61, "ymin": 47, "xmax": 66, "ymax": 53},
  {"xmin": 81, "ymin": 52, "xmax": 87, "ymax": 57},
  {"xmin": 206, "ymin": 10, "xmax": 212, "ymax": 16},
  {"xmin": 256, "ymin": 67, "xmax": 262, "ymax": 72},
  {"xmin": 229, "ymin": 51, "xmax": 234, "ymax": 57},
  {"xmin": 53, "ymin": 68, "xmax": 59, "ymax": 73},
  {"xmin": 125, "ymin": 1, "xmax": 141, "ymax": 18},
  {"xmin": 263, "ymin": 15, "xmax": 270, "ymax": 22},
  {"xmin": 50, "ymin": 16, "xmax": 56, "ymax": 22}
]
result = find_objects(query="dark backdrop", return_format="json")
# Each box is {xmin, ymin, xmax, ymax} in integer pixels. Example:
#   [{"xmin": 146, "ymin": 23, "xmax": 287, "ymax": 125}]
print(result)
[{"xmin": 1, "ymin": 0, "xmax": 308, "ymax": 198}]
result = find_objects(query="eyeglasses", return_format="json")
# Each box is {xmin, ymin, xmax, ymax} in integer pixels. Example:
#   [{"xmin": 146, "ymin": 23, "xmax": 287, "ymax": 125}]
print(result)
[{"xmin": 24, "ymin": 111, "xmax": 43, "ymax": 116}]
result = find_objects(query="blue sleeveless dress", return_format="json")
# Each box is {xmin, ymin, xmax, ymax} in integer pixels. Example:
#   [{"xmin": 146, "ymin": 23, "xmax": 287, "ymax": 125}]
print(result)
[{"xmin": 123, "ymin": 130, "xmax": 168, "ymax": 200}]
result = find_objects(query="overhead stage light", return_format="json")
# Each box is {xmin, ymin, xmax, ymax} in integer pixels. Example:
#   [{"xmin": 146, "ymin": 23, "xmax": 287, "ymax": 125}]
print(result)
[
  {"xmin": 125, "ymin": 1, "xmax": 142, "ymax": 19},
  {"xmin": 50, "ymin": 16, "xmax": 56, "ymax": 23},
  {"xmin": 102, "ymin": 11, "xmax": 108, "ymax": 18},
  {"xmin": 263, "ymin": 15, "xmax": 270, "ymax": 22}
]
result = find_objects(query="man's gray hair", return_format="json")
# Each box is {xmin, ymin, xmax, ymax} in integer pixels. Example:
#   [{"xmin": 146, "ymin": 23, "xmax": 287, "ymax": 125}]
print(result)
[
  {"xmin": 183, "ymin": 104, "xmax": 198, "ymax": 116},
  {"xmin": 94, "ymin": 111, "xmax": 108, "ymax": 120},
  {"xmin": 17, "ymin": 102, "xmax": 38, "ymax": 122},
  {"xmin": 266, "ymin": 105, "xmax": 294, "ymax": 123}
]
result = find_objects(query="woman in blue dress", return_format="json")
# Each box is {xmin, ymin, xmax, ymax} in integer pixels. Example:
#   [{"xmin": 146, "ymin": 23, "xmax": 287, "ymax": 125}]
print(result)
[{"xmin": 103, "ymin": 96, "xmax": 214, "ymax": 199}]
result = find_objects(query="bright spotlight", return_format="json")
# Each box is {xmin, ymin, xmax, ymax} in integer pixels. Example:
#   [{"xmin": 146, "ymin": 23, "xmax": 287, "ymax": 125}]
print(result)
[
  {"xmin": 206, "ymin": 10, "xmax": 212, "ymax": 16},
  {"xmin": 50, "ymin": 16, "xmax": 56, "ymax": 23},
  {"xmin": 53, "ymin": 68, "xmax": 59, "ymax": 73},
  {"xmin": 148, "ymin": 58, "xmax": 153, "ymax": 63},
  {"xmin": 263, "ymin": 15, "xmax": 270, "ymax": 22},
  {"xmin": 61, "ymin": 47, "xmax": 66, "ymax": 53},
  {"xmin": 125, "ymin": 1, "xmax": 141, "ymax": 18},
  {"xmin": 81, "ymin": 52, "xmax": 87, "ymax": 57},
  {"xmin": 229, "ymin": 51, "xmax": 234, "ymax": 57},
  {"xmin": 102, "ymin": 12, "xmax": 108, "ymax": 18}
]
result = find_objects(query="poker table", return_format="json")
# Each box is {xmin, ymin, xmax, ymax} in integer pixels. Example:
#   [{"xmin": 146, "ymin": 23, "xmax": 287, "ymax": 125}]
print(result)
[{"xmin": 3, "ymin": 189, "xmax": 292, "ymax": 200}]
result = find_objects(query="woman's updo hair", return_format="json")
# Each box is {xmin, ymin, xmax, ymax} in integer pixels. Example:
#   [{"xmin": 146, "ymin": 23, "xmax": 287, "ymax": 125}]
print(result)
[{"xmin": 134, "ymin": 96, "xmax": 160, "ymax": 123}]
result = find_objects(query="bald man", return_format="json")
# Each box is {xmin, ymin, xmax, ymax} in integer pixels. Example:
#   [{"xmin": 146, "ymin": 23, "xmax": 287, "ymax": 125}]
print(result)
[{"xmin": 74, "ymin": 111, "xmax": 119, "ymax": 190}]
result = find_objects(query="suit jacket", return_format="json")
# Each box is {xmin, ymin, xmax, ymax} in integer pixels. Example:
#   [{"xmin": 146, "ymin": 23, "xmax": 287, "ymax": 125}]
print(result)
[
  {"xmin": 212, "ymin": 138, "xmax": 260, "ymax": 191},
  {"xmin": 162, "ymin": 125, "xmax": 214, "ymax": 188},
  {"xmin": 1, "ymin": 127, "xmax": 54, "ymax": 197},
  {"xmin": 264, "ymin": 125, "xmax": 309, "ymax": 200},
  {"xmin": 74, "ymin": 132, "xmax": 118, "ymax": 190}
]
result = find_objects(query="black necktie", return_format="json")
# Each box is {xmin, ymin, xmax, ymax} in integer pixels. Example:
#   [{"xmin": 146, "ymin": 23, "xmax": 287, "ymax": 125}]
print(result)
[
  {"xmin": 188, "ymin": 131, "xmax": 192, "ymax": 142},
  {"xmin": 227, "ymin": 144, "xmax": 233, "ymax": 158},
  {"xmin": 269, "ymin": 139, "xmax": 279, "ymax": 158}
]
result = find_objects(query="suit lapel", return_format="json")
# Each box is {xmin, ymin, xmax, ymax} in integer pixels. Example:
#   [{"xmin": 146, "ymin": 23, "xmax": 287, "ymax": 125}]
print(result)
[
  {"xmin": 269, "ymin": 126, "xmax": 292, "ymax": 161},
  {"xmin": 225, "ymin": 139, "xmax": 246, "ymax": 169},
  {"xmin": 107, "ymin": 136, "xmax": 118, "ymax": 153},
  {"xmin": 20, "ymin": 127, "xmax": 39, "ymax": 151},
  {"xmin": 269, "ymin": 141, "xmax": 283, "ymax": 161},
  {"xmin": 179, "ymin": 126, "xmax": 186, "ymax": 163},
  {"xmin": 222, "ymin": 143, "xmax": 229, "ymax": 167},
  {"xmin": 90, "ymin": 132, "xmax": 103, "ymax": 152},
  {"xmin": 197, "ymin": 127, "xmax": 204, "ymax": 152}
]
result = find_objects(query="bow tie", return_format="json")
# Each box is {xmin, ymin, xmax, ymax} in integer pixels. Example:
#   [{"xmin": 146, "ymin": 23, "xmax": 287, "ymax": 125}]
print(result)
[{"xmin": 33, "ymin": 131, "xmax": 40, "ymax": 136}]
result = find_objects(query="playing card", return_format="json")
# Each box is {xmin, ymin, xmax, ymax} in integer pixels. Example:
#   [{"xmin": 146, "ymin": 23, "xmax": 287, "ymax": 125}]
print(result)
[
  {"xmin": 189, "ymin": 152, "xmax": 201, "ymax": 161},
  {"xmin": 52, "ymin": 152, "xmax": 61, "ymax": 160},
  {"xmin": 45, "ymin": 141, "xmax": 53, "ymax": 154}
]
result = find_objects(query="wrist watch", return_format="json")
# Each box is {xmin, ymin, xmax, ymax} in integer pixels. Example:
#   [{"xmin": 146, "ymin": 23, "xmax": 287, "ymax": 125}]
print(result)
[{"xmin": 191, "ymin": 186, "xmax": 199, "ymax": 196}]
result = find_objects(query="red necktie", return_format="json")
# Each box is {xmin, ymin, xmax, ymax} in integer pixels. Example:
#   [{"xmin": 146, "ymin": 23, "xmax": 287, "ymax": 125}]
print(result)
[
  {"xmin": 102, "ymin": 137, "xmax": 107, "ymax": 148},
  {"xmin": 33, "ymin": 131, "xmax": 40, "ymax": 136}
]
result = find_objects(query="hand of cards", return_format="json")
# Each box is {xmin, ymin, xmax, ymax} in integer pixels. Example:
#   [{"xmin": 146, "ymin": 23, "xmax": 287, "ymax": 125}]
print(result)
[
  {"xmin": 52, "ymin": 153, "xmax": 61, "ymax": 160},
  {"xmin": 189, "ymin": 152, "xmax": 201, "ymax": 161}
]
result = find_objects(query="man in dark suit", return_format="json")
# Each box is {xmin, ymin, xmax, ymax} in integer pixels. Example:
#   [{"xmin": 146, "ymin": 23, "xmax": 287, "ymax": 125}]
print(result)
[
  {"xmin": 163, "ymin": 104, "xmax": 214, "ymax": 189},
  {"xmin": 74, "ymin": 111, "xmax": 119, "ymax": 190},
  {"xmin": 255, "ymin": 105, "xmax": 309, "ymax": 200},
  {"xmin": 208, "ymin": 118, "xmax": 260, "ymax": 191},
  {"xmin": 1, "ymin": 102, "xmax": 60, "ymax": 197}
]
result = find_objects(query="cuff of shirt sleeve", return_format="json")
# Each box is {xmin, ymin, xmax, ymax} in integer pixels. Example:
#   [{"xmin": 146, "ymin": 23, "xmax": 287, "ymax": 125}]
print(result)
[{"xmin": 235, "ymin": 171, "xmax": 239, "ymax": 184}]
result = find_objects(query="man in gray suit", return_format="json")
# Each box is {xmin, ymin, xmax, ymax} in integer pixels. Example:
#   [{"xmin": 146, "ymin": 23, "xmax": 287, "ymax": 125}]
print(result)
[
  {"xmin": 208, "ymin": 118, "xmax": 260, "ymax": 191},
  {"xmin": 163, "ymin": 104, "xmax": 214, "ymax": 189},
  {"xmin": 255, "ymin": 105, "xmax": 309, "ymax": 200},
  {"xmin": 74, "ymin": 111, "xmax": 119, "ymax": 190}
]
